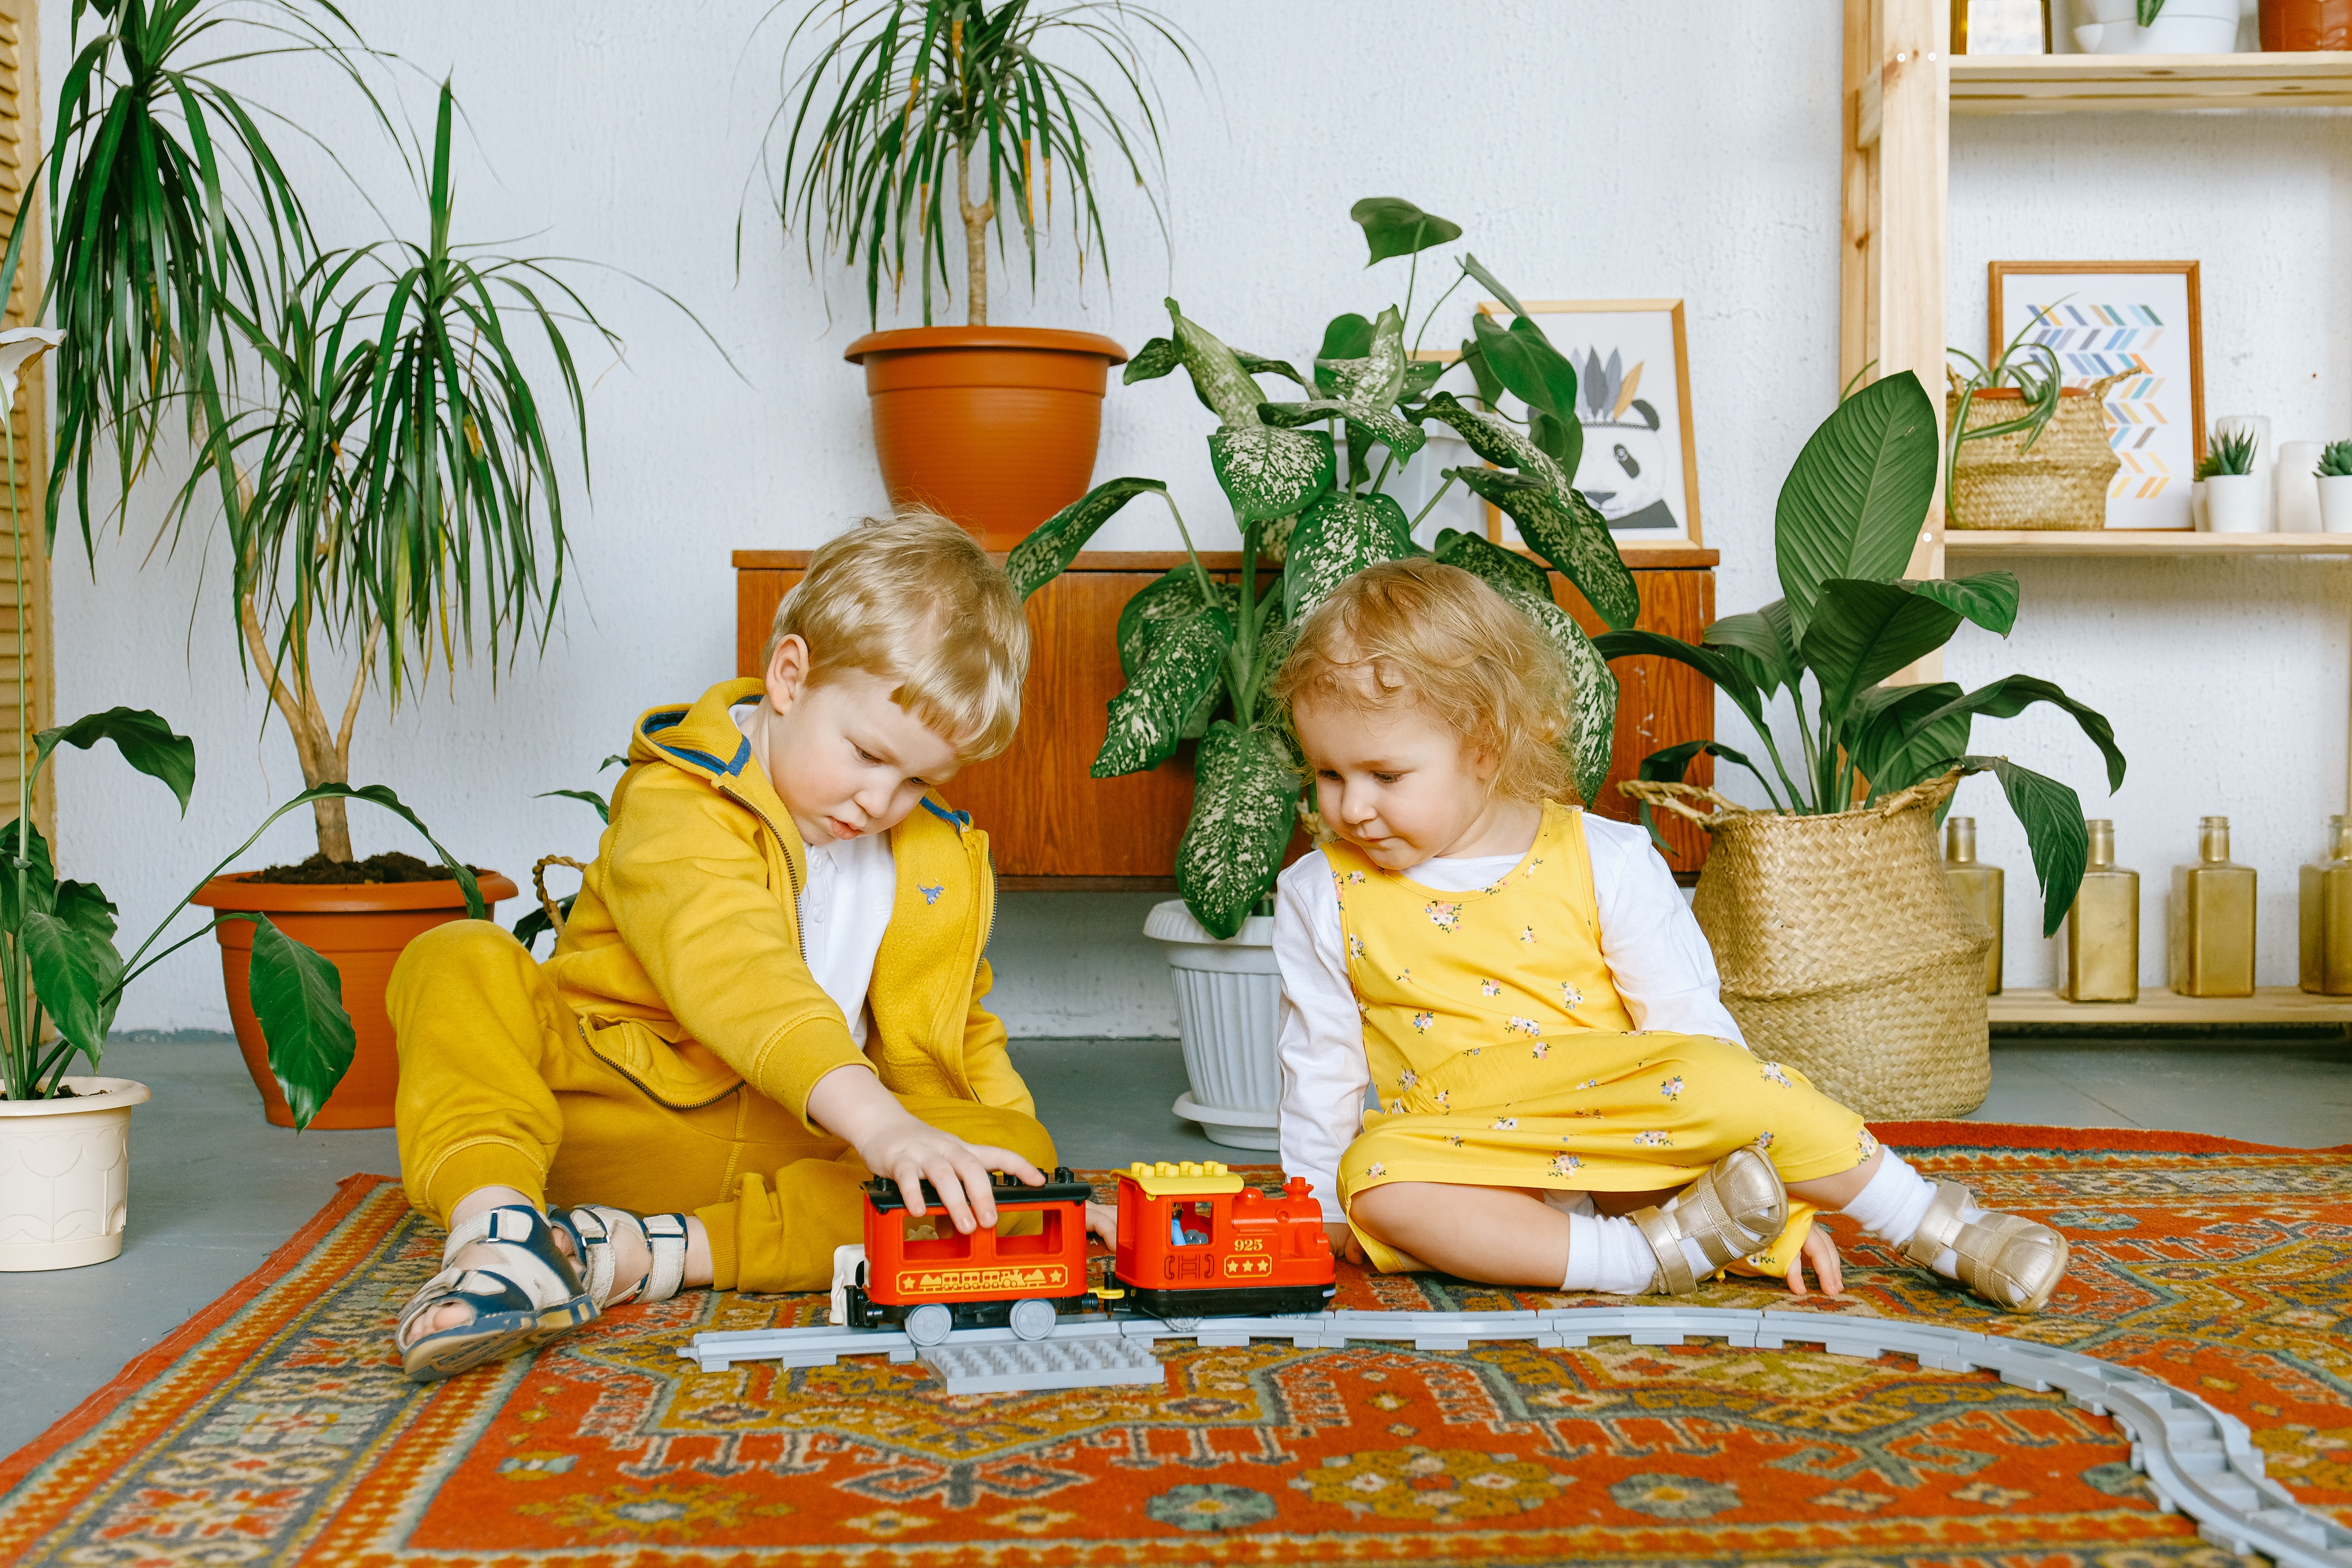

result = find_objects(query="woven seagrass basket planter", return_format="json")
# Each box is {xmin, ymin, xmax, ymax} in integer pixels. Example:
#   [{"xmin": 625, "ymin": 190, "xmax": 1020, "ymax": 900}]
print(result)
[
  {"xmin": 1624, "ymin": 772, "xmax": 1994, "ymax": 1119},
  {"xmin": 1946, "ymin": 374, "xmax": 2123, "ymax": 532}
]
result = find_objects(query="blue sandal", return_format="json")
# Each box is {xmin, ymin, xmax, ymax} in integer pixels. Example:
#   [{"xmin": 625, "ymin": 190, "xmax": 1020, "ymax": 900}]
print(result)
[
  {"xmin": 557, "ymin": 1206, "xmax": 692, "ymax": 1309},
  {"xmin": 397, "ymin": 1205, "xmax": 597, "ymax": 1382}
]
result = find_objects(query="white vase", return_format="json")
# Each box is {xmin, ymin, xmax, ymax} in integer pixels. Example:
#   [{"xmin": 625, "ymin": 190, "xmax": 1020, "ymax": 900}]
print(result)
[
  {"xmin": 1144, "ymin": 899, "xmax": 1281, "ymax": 1151},
  {"xmin": 2318, "ymin": 474, "xmax": 2352, "ymax": 534},
  {"xmin": 2204, "ymin": 473, "xmax": 2267, "ymax": 534},
  {"xmin": 2278, "ymin": 442, "xmax": 2325, "ymax": 533},
  {"xmin": 0, "ymin": 1076, "xmax": 151, "ymax": 1271}
]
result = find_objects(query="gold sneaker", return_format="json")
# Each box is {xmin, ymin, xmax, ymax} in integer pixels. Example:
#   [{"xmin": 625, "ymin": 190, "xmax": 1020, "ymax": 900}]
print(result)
[
  {"xmin": 1631, "ymin": 1144, "xmax": 1789, "ymax": 1294},
  {"xmin": 1902, "ymin": 1180, "xmax": 2071, "ymax": 1312}
]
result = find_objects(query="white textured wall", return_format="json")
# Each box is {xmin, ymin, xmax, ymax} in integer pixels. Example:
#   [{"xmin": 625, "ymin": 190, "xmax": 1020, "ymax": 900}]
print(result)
[{"xmin": 69, "ymin": 1, "xmax": 2319, "ymax": 1036}]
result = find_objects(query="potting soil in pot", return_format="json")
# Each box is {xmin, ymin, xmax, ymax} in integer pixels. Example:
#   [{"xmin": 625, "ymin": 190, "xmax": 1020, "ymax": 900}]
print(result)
[{"xmin": 245, "ymin": 851, "xmax": 484, "ymax": 885}]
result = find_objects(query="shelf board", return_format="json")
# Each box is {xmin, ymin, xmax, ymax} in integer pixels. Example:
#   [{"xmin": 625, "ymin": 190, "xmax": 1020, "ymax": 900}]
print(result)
[
  {"xmin": 1951, "ymin": 51, "xmax": 2352, "ymax": 113},
  {"xmin": 1992, "ymin": 985, "xmax": 2352, "ymax": 1024},
  {"xmin": 1943, "ymin": 529, "xmax": 2352, "ymax": 556}
]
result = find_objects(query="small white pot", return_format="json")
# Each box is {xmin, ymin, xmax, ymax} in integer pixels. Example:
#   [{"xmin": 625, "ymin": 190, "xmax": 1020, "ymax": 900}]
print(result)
[
  {"xmin": 2318, "ymin": 473, "xmax": 2352, "ymax": 534},
  {"xmin": 0, "ymin": 1076, "xmax": 151, "ymax": 1271},
  {"xmin": 1144, "ymin": 899, "xmax": 1281, "ymax": 1150},
  {"xmin": 2203, "ymin": 473, "xmax": 2267, "ymax": 534}
]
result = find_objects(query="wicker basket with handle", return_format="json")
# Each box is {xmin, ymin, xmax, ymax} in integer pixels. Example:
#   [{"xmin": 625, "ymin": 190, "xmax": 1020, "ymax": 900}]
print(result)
[
  {"xmin": 1621, "ymin": 771, "xmax": 1993, "ymax": 1119},
  {"xmin": 1946, "ymin": 372, "xmax": 2125, "ymax": 532}
]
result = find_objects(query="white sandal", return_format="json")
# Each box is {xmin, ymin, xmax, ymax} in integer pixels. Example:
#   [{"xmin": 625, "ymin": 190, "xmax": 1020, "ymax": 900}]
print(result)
[
  {"xmin": 556, "ymin": 1205, "xmax": 691, "ymax": 1308},
  {"xmin": 396, "ymin": 1205, "xmax": 597, "ymax": 1382},
  {"xmin": 1632, "ymin": 1144, "xmax": 1789, "ymax": 1294},
  {"xmin": 1903, "ymin": 1180, "xmax": 2070, "ymax": 1312}
]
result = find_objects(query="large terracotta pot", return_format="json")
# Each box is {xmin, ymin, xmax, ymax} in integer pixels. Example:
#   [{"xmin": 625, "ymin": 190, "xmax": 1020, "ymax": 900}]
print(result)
[
  {"xmin": 843, "ymin": 327, "xmax": 1128, "ymax": 550},
  {"xmin": 190, "ymin": 871, "xmax": 517, "ymax": 1129},
  {"xmin": 0, "ymin": 1076, "xmax": 150, "ymax": 1271},
  {"xmin": 2261, "ymin": 0, "xmax": 2352, "ymax": 49}
]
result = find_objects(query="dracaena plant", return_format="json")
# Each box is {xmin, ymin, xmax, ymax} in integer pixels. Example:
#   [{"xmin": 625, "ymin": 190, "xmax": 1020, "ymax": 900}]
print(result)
[
  {"xmin": 0, "ymin": 331, "xmax": 482, "ymax": 1125},
  {"xmin": 1005, "ymin": 199, "xmax": 1639, "ymax": 938},
  {"xmin": 1595, "ymin": 370, "xmax": 2128, "ymax": 935}
]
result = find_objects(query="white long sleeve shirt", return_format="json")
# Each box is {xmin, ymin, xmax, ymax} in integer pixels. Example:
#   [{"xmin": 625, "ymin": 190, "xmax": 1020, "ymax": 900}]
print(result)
[{"xmin": 1274, "ymin": 812, "xmax": 1744, "ymax": 1222}]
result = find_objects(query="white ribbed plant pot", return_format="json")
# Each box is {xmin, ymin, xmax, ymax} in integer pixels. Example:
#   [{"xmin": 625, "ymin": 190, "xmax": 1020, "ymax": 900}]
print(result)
[
  {"xmin": 1145, "ymin": 899, "xmax": 1281, "ymax": 1151},
  {"xmin": 0, "ymin": 1076, "xmax": 151, "ymax": 1271}
]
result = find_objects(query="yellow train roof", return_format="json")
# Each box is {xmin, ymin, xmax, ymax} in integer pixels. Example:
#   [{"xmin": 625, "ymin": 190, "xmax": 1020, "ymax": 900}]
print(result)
[{"xmin": 1121, "ymin": 1160, "xmax": 1246, "ymax": 1198}]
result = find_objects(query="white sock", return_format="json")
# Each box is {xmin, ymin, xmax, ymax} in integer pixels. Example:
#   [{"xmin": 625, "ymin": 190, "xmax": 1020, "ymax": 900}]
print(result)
[
  {"xmin": 1540, "ymin": 1189, "xmax": 1596, "ymax": 1218},
  {"xmin": 1836, "ymin": 1152, "xmax": 1982, "ymax": 1279},
  {"xmin": 1561, "ymin": 1211, "xmax": 1657, "ymax": 1294}
]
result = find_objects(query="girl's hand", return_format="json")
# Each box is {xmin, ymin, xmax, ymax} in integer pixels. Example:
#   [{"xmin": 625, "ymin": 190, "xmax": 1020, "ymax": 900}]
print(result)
[
  {"xmin": 1084, "ymin": 1201, "xmax": 1119, "ymax": 1248},
  {"xmin": 1325, "ymin": 1221, "xmax": 1366, "ymax": 1267},
  {"xmin": 1783, "ymin": 1225, "xmax": 1846, "ymax": 1298}
]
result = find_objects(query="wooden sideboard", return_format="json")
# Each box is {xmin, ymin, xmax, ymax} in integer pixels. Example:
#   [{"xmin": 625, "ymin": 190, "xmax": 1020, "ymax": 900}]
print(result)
[{"xmin": 735, "ymin": 548, "xmax": 1718, "ymax": 888}]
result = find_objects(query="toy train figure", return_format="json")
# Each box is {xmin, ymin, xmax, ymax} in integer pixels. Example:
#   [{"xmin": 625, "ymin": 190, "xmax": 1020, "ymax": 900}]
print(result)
[{"xmin": 831, "ymin": 1161, "xmax": 1334, "ymax": 1345}]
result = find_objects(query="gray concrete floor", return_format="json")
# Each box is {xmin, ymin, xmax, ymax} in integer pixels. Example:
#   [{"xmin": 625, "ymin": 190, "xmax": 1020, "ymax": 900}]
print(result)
[{"xmin": 2, "ymin": 1031, "xmax": 2346, "ymax": 1461}]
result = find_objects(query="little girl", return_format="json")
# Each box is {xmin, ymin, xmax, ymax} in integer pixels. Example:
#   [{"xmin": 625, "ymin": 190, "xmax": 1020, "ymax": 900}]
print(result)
[{"xmin": 1270, "ymin": 559, "xmax": 2068, "ymax": 1310}]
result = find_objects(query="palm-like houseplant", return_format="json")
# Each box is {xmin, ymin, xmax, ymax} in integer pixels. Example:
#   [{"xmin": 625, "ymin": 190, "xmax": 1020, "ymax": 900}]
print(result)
[
  {"xmin": 1007, "ymin": 199, "xmax": 1641, "ymax": 940},
  {"xmin": 761, "ymin": 0, "xmax": 1200, "ymax": 545}
]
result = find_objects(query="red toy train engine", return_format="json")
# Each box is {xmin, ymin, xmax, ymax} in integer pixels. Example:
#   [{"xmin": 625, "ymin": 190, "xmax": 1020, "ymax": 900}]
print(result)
[{"xmin": 1111, "ymin": 1160, "xmax": 1335, "ymax": 1318}]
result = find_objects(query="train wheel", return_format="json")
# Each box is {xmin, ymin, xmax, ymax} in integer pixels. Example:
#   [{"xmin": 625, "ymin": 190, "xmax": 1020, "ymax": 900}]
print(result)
[
  {"xmin": 904, "ymin": 1303, "xmax": 955, "ymax": 1347},
  {"xmin": 1008, "ymin": 1298, "xmax": 1057, "ymax": 1341}
]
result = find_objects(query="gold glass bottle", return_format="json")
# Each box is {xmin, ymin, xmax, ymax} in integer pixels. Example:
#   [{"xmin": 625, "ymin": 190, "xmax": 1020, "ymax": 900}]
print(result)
[
  {"xmin": 1944, "ymin": 816, "xmax": 2004, "ymax": 995},
  {"xmin": 2065, "ymin": 818, "xmax": 2139, "ymax": 1003},
  {"xmin": 2299, "ymin": 814, "xmax": 2352, "ymax": 995},
  {"xmin": 2171, "ymin": 815, "xmax": 2256, "ymax": 999}
]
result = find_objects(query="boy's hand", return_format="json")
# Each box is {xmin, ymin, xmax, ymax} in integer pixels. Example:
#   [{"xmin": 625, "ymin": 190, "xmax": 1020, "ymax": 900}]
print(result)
[
  {"xmin": 1324, "ymin": 1220, "xmax": 1366, "ymax": 1267},
  {"xmin": 807, "ymin": 1065, "xmax": 1044, "ymax": 1235},
  {"xmin": 1783, "ymin": 1225, "xmax": 1846, "ymax": 1298}
]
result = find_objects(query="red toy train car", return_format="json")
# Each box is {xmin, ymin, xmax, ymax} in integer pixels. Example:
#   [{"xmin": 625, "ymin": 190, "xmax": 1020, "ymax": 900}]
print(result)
[{"xmin": 833, "ymin": 1161, "xmax": 1334, "ymax": 1343}]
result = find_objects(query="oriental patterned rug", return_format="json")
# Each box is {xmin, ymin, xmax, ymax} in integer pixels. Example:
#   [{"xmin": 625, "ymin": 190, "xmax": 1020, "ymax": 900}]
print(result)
[{"xmin": 2, "ymin": 1123, "xmax": 2345, "ymax": 1567}]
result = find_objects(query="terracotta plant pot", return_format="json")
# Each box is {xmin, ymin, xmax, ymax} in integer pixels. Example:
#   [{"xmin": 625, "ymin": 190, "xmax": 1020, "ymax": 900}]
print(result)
[
  {"xmin": 843, "ymin": 327, "xmax": 1128, "ymax": 550},
  {"xmin": 0, "ymin": 1076, "xmax": 150, "ymax": 1271},
  {"xmin": 2261, "ymin": 0, "xmax": 2352, "ymax": 49},
  {"xmin": 190, "ymin": 871, "xmax": 518, "ymax": 1129}
]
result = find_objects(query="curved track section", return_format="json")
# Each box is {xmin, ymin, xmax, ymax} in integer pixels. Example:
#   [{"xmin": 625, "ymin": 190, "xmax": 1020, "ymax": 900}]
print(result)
[{"xmin": 680, "ymin": 1306, "xmax": 2352, "ymax": 1568}]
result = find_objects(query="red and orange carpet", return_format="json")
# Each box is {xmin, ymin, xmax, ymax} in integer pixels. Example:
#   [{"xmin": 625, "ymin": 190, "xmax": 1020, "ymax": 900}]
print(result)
[{"xmin": 2, "ymin": 1123, "xmax": 2345, "ymax": 1566}]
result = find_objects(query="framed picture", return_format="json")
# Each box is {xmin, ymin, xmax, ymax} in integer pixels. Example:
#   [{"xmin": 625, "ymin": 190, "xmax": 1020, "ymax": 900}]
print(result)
[
  {"xmin": 1990, "ymin": 261, "xmax": 2204, "ymax": 531},
  {"xmin": 1476, "ymin": 298, "xmax": 1701, "ymax": 547}
]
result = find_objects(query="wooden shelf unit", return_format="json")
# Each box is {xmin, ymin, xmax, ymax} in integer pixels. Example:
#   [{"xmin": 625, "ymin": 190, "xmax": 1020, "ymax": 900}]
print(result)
[
  {"xmin": 1990, "ymin": 986, "xmax": 2352, "ymax": 1025},
  {"xmin": 1844, "ymin": 7, "xmax": 2352, "ymax": 1025}
]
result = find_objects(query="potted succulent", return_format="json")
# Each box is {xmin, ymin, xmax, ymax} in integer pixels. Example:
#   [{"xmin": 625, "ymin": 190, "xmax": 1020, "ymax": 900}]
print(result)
[
  {"xmin": 2316, "ymin": 440, "xmax": 2352, "ymax": 533},
  {"xmin": 1007, "ymin": 198, "xmax": 1637, "ymax": 1145},
  {"xmin": 1605, "ymin": 370, "xmax": 2127, "ymax": 1118},
  {"xmin": 0, "ymin": 328, "xmax": 480, "ymax": 1270},
  {"xmin": 2200, "ymin": 428, "xmax": 2263, "ymax": 534},
  {"xmin": 31, "ymin": 10, "xmax": 616, "ymax": 1128},
  {"xmin": 761, "ymin": 0, "xmax": 1199, "ymax": 547}
]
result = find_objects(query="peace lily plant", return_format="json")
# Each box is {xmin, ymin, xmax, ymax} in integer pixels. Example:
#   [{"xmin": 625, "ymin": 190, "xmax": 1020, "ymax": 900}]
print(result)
[{"xmin": 1008, "ymin": 198, "xmax": 1639, "ymax": 939}]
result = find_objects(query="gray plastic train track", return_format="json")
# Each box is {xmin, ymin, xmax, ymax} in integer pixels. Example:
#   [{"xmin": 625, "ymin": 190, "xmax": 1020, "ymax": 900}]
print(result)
[{"xmin": 679, "ymin": 1306, "xmax": 2352, "ymax": 1568}]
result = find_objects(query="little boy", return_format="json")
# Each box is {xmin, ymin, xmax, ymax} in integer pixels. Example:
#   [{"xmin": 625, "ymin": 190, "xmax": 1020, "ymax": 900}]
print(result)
[{"xmin": 389, "ymin": 509, "xmax": 1055, "ymax": 1381}]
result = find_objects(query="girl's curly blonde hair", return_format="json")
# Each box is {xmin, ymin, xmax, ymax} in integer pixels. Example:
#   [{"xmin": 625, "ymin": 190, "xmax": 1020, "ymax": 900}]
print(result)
[{"xmin": 1270, "ymin": 558, "xmax": 1577, "ymax": 804}]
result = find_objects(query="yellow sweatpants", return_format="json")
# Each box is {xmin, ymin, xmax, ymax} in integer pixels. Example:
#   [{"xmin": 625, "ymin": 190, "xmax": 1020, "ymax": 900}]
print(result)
[{"xmin": 388, "ymin": 921, "xmax": 1056, "ymax": 1293}]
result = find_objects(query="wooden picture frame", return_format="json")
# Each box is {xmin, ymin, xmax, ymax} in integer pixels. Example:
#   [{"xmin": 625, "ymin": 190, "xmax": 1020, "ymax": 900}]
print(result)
[
  {"xmin": 1989, "ymin": 260, "xmax": 2204, "ymax": 530},
  {"xmin": 1476, "ymin": 298, "xmax": 1702, "ymax": 548}
]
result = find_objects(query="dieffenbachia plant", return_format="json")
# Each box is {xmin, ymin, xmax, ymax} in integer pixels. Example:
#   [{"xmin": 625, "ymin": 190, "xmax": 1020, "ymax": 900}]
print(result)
[
  {"xmin": 1005, "ymin": 199, "xmax": 1641, "ymax": 938},
  {"xmin": 1595, "ymin": 370, "xmax": 2128, "ymax": 935}
]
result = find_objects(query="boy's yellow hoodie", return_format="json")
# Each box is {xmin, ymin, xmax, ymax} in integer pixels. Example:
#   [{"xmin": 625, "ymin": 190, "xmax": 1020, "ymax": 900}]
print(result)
[{"xmin": 541, "ymin": 677, "xmax": 1032, "ymax": 1128}]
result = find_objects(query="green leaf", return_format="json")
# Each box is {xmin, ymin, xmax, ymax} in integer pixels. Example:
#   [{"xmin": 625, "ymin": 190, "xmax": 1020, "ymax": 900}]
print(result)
[
  {"xmin": 1315, "ymin": 304, "xmax": 1408, "ymax": 408},
  {"xmin": 537, "ymin": 788, "xmax": 612, "ymax": 825},
  {"xmin": 1399, "ymin": 358, "xmax": 1453, "ymax": 402},
  {"xmin": 1005, "ymin": 476, "xmax": 1169, "ymax": 599},
  {"xmin": 1258, "ymin": 399, "xmax": 1426, "ymax": 463},
  {"xmin": 1800, "ymin": 578, "xmax": 1967, "ymax": 729},
  {"xmin": 35, "ymin": 708, "xmax": 195, "ymax": 813},
  {"xmin": 1899, "ymin": 675, "xmax": 2127, "ymax": 794},
  {"xmin": 1775, "ymin": 370, "xmax": 1940, "ymax": 644},
  {"xmin": 1283, "ymin": 491, "xmax": 1416, "ymax": 620},
  {"xmin": 276, "ymin": 784, "xmax": 487, "ymax": 919},
  {"xmin": 0, "ymin": 818, "xmax": 59, "ymax": 928},
  {"xmin": 1530, "ymin": 410, "xmax": 1583, "ymax": 483},
  {"xmin": 1940, "ymin": 756, "xmax": 2090, "ymax": 937},
  {"xmin": 1207, "ymin": 425, "xmax": 1335, "ymax": 524},
  {"xmin": 1907, "ymin": 571, "xmax": 2021, "ymax": 637},
  {"xmin": 1118, "ymin": 568, "xmax": 1238, "ymax": 679},
  {"xmin": 1093, "ymin": 608, "xmax": 1234, "ymax": 778},
  {"xmin": 1123, "ymin": 336, "xmax": 1181, "ymax": 384},
  {"xmin": 1471, "ymin": 314, "xmax": 1579, "ymax": 426},
  {"xmin": 1844, "ymin": 680, "xmax": 1970, "ymax": 798},
  {"xmin": 1433, "ymin": 527, "xmax": 1553, "ymax": 602},
  {"xmin": 1448, "ymin": 466, "xmax": 1641, "ymax": 633},
  {"xmin": 22, "ymin": 884, "xmax": 125, "ymax": 1069},
  {"xmin": 1631, "ymin": 738, "xmax": 1762, "ymax": 850},
  {"xmin": 1460, "ymin": 253, "xmax": 1529, "ymax": 319},
  {"xmin": 1316, "ymin": 313, "xmax": 1376, "ymax": 385},
  {"xmin": 1235, "ymin": 350, "xmax": 1309, "ymax": 390},
  {"xmin": 1496, "ymin": 585, "xmax": 1621, "ymax": 809},
  {"xmin": 1349, "ymin": 197, "xmax": 1463, "ymax": 265},
  {"xmin": 1703, "ymin": 606, "xmax": 1799, "ymax": 697},
  {"xmin": 247, "ymin": 914, "xmax": 357, "ymax": 1132},
  {"xmin": 1593, "ymin": 627, "xmax": 1774, "ymax": 746},
  {"xmin": 1176, "ymin": 721, "xmax": 1298, "ymax": 938},
  {"xmin": 1167, "ymin": 300, "xmax": 1267, "ymax": 427},
  {"xmin": 512, "ymin": 895, "xmax": 574, "ymax": 954},
  {"xmin": 1458, "ymin": 334, "xmax": 1506, "ymax": 407}
]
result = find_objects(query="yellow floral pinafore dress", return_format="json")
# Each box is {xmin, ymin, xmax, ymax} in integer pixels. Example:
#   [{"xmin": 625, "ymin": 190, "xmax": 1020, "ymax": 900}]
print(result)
[{"xmin": 1331, "ymin": 801, "xmax": 1872, "ymax": 1275}]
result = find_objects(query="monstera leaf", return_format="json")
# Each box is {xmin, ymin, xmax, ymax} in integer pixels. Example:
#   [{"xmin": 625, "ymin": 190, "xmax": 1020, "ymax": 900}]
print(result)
[{"xmin": 1176, "ymin": 721, "xmax": 1299, "ymax": 939}]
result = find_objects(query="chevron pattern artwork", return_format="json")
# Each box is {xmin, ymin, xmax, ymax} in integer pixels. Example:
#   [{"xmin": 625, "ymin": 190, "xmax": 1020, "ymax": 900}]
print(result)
[{"xmin": 2023, "ymin": 303, "xmax": 2174, "ymax": 502}]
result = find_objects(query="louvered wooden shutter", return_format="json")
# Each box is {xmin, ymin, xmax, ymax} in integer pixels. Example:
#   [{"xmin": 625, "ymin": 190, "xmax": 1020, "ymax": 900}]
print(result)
[{"xmin": 0, "ymin": 0, "xmax": 48, "ymax": 839}]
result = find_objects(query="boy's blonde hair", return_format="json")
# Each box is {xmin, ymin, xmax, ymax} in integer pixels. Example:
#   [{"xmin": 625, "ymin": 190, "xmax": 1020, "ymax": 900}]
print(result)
[
  {"xmin": 764, "ymin": 508, "xmax": 1029, "ymax": 761},
  {"xmin": 1271, "ymin": 558, "xmax": 1577, "ymax": 804}
]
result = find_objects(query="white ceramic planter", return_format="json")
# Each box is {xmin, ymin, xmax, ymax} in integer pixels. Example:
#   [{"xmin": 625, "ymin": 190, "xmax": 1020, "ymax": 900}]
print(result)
[
  {"xmin": 1144, "ymin": 899, "xmax": 1281, "ymax": 1151},
  {"xmin": 2074, "ymin": 0, "xmax": 2240, "ymax": 51},
  {"xmin": 2319, "ymin": 473, "xmax": 2352, "ymax": 533},
  {"xmin": 2203, "ymin": 473, "xmax": 2267, "ymax": 534},
  {"xmin": 0, "ymin": 1076, "xmax": 151, "ymax": 1271}
]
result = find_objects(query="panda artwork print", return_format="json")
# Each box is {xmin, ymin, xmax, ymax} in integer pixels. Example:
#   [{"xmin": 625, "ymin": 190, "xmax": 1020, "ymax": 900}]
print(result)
[{"xmin": 1572, "ymin": 346, "xmax": 1678, "ymax": 534}]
